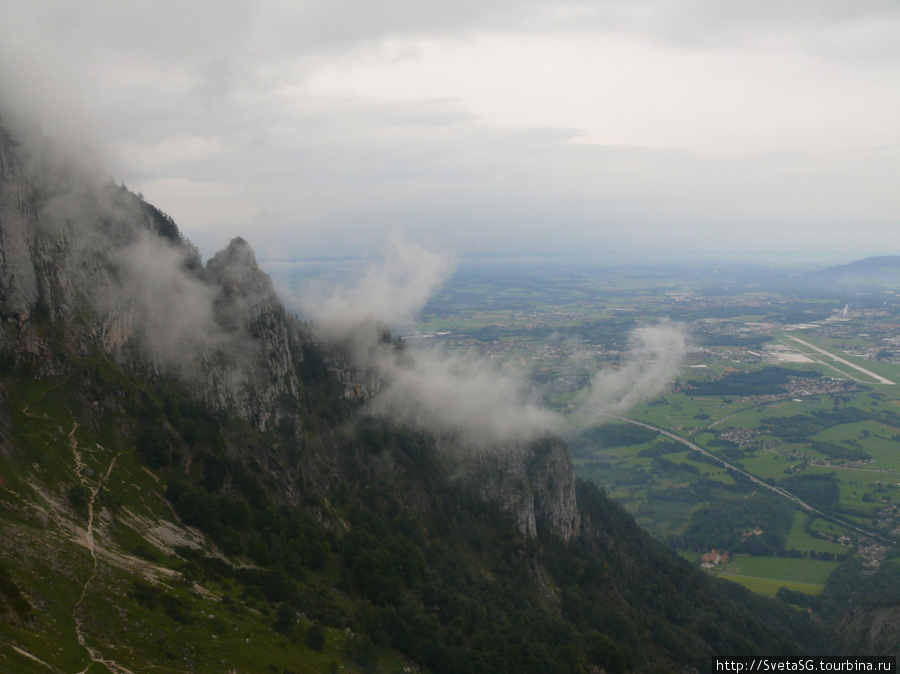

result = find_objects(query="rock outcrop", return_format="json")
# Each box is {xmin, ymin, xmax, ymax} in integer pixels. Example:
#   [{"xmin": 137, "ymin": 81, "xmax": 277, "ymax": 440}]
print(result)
[
  {"xmin": 201, "ymin": 236, "xmax": 304, "ymax": 431},
  {"xmin": 834, "ymin": 603, "xmax": 900, "ymax": 656},
  {"xmin": 0, "ymin": 123, "xmax": 310, "ymax": 433},
  {"xmin": 0, "ymin": 124, "xmax": 40, "ymax": 322},
  {"xmin": 445, "ymin": 436, "xmax": 580, "ymax": 542},
  {"xmin": 0, "ymin": 117, "xmax": 582, "ymax": 542}
]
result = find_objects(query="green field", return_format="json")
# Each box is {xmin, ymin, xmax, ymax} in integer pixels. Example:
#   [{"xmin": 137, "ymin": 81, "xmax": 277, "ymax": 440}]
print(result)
[
  {"xmin": 786, "ymin": 511, "xmax": 852, "ymax": 554},
  {"xmin": 727, "ymin": 555, "xmax": 840, "ymax": 584},
  {"xmin": 718, "ymin": 575, "xmax": 825, "ymax": 597},
  {"xmin": 701, "ymin": 554, "xmax": 839, "ymax": 597},
  {"xmin": 403, "ymin": 259, "xmax": 900, "ymax": 597}
]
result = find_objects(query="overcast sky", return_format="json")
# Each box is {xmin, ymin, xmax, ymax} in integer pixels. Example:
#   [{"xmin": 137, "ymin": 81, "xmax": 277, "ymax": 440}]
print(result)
[{"xmin": 2, "ymin": 0, "xmax": 899, "ymax": 262}]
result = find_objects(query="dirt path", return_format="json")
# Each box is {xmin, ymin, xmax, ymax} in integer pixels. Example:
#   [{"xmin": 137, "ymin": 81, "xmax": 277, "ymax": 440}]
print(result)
[
  {"xmin": 69, "ymin": 422, "xmax": 134, "ymax": 674},
  {"xmin": 7, "ymin": 643, "xmax": 61, "ymax": 672}
]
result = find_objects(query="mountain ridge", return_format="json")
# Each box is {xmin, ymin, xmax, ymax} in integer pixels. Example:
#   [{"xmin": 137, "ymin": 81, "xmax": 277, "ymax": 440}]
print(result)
[{"xmin": 0, "ymin": 116, "xmax": 817, "ymax": 672}]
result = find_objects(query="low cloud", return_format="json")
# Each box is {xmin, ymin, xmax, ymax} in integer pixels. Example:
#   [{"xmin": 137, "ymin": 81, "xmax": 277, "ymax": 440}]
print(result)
[
  {"xmin": 575, "ymin": 320, "xmax": 689, "ymax": 418},
  {"xmin": 368, "ymin": 346, "xmax": 559, "ymax": 446},
  {"xmin": 294, "ymin": 240, "xmax": 687, "ymax": 446},
  {"xmin": 17, "ymin": 131, "xmax": 244, "ymax": 377},
  {"xmin": 101, "ymin": 231, "xmax": 231, "ymax": 371},
  {"xmin": 289, "ymin": 237, "xmax": 454, "ymax": 342}
]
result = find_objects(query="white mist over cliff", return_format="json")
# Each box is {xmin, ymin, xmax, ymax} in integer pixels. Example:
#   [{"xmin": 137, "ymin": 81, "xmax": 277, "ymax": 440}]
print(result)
[
  {"xmin": 283, "ymin": 239, "xmax": 688, "ymax": 445},
  {"xmin": 295, "ymin": 237, "xmax": 455, "ymax": 341}
]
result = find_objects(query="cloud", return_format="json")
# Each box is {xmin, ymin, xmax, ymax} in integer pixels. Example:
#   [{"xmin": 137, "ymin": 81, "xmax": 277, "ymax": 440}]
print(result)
[
  {"xmin": 292, "ymin": 239, "xmax": 686, "ymax": 446},
  {"xmin": 288, "ymin": 238, "xmax": 559, "ymax": 445},
  {"xmin": 101, "ymin": 231, "xmax": 230, "ymax": 372},
  {"xmin": 367, "ymin": 346, "xmax": 559, "ymax": 446},
  {"xmin": 15, "ymin": 130, "xmax": 244, "ymax": 377},
  {"xmin": 576, "ymin": 320, "xmax": 689, "ymax": 417},
  {"xmin": 289, "ymin": 237, "xmax": 455, "ymax": 339},
  {"xmin": 6, "ymin": 1, "xmax": 899, "ymax": 262}
]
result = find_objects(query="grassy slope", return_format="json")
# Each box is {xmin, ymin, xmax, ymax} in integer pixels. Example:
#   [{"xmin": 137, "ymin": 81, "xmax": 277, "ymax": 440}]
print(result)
[{"xmin": 0, "ymin": 365, "xmax": 366, "ymax": 673}]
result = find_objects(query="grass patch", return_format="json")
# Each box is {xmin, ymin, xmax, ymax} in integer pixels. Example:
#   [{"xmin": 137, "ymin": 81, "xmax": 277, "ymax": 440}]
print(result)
[
  {"xmin": 785, "ymin": 512, "xmax": 852, "ymax": 554},
  {"xmin": 728, "ymin": 555, "xmax": 839, "ymax": 585},
  {"xmin": 717, "ymin": 574, "xmax": 825, "ymax": 597}
]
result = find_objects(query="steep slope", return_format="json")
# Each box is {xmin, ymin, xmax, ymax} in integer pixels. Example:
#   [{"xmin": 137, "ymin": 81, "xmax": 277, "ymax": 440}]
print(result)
[{"xmin": 0, "ymin": 117, "xmax": 819, "ymax": 672}]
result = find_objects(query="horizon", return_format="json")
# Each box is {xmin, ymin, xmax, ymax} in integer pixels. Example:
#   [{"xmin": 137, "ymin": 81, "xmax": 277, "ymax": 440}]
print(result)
[
  {"xmin": 3, "ymin": 1, "xmax": 899, "ymax": 263},
  {"xmin": 259, "ymin": 246, "xmax": 895, "ymax": 271}
]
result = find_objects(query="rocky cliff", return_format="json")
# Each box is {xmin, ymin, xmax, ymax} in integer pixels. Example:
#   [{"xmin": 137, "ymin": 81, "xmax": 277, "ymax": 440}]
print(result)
[
  {"xmin": 834, "ymin": 603, "xmax": 900, "ymax": 656},
  {"xmin": 0, "ymin": 122, "xmax": 313, "ymax": 432},
  {"xmin": 0, "ymin": 114, "xmax": 821, "ymax": 673},
  {"xmin": 452, "ymin": 437, "xmax": 580, "ymax": 542},
  {"xmin": 0, "ymin": 116, "xmax": 581, "ymax": 542}
]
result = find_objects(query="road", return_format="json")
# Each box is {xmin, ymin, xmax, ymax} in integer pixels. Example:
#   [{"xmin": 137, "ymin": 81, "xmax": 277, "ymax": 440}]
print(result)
[{"xmin": 599, "ymin": 414, "xmax": 894, "ymax": 545}]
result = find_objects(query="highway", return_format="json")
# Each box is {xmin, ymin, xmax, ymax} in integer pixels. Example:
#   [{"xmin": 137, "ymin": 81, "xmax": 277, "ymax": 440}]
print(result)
[{"xmin": 599, "ymin": 414, "xmax": 894, "ymax": 545}]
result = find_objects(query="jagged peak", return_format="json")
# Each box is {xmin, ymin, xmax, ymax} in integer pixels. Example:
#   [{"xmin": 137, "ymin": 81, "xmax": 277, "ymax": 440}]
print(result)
[
  {"xmin": 206, "ymin": 237, "xmax": 274, "ymax": 291},
  {"xmin": 209, "ymin": 236, "xmax": 255, "ymax": 266}
]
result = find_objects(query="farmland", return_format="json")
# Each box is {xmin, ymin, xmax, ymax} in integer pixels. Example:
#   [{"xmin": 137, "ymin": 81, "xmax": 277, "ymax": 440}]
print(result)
[
  {"xmin": 268, "ymin": 253, "xmax": 900, "ymax": 600},
  {"xmin": 399, "ymin": 254, "xmax": 900, "ymax": 596}
]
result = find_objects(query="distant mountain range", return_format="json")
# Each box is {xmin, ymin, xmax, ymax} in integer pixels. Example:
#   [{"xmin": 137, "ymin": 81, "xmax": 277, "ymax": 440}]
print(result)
[
  {"xmin": 809, "ymin": 255, "xmax": 900, "ymax": 281},
  {"xmin": 772, "ymin": 255, "xmax": 900, "ymax": 299}
]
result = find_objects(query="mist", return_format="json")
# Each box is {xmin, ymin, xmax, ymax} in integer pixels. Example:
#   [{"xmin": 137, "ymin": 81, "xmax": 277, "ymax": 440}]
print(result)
[
  {"xmin": 368, "ymin": 346, "xmax": 559, "ymax": 446},
  {"xmin": 294, "ymin": 237, "xmax": 455, "ymax": 341},
  {"xmin": 291, "ymin": 240, "xmax": 688, "ymax": 446},
  {"xmin": 101, "ymin": 231, "xmax": 232, "ymax": 371},
  {"xmin": 4, "ymin": 124, "xmax": 250, "ymax": 378},
  {"xmin": 574, "ymin": 321, "xmax": 689, "ymax": 419}
]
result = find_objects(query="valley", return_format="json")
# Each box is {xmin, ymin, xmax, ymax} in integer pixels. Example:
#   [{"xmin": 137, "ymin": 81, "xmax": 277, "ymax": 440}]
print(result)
[
  {"xmin": 0, "ymin": 119, "xmax": 892, "ymax": 670},
  {"xmin": 348, "ymin": 254, "xmax": 900, "ymax": 599}
]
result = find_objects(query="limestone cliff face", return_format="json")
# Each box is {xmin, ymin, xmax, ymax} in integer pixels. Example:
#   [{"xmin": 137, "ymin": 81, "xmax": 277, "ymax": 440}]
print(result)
[
  {"xmin": 0, "ymin": 125, "xmax": 40, "ymax": 322},
  {"xmin": 0, "ymin": 123, "xmax": 309, "ymax": 433},
  {"xmin": 201, "ymin": 237, "xmax": 304, "ymax": 431},
  {"xmin": 834, "ymin": 604, "xmax": 900, "ymax": 656},
  {"xmin": 450, "ymin": 437, "xmax": 581, "ymax": 542},
  {"xmin": 324, "ymin": 349, "xmax": 382, "ymax": 401},
  {"xmin": 0, "ymin": 118, "xmax": 582, "ymax": 544}
]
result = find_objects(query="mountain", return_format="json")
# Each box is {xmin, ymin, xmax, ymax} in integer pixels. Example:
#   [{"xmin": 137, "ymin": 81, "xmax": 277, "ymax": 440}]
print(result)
[
  {"xmin": 811, "ymin": 256, "xmax": 900, "ymax": 280},
  {"xmin": 777, "ymin": 255, "xmax": 900, "ymax": 299},
  {"xmin": 0, "ymin": 117, "xmax": 817, "ymax": 672}
]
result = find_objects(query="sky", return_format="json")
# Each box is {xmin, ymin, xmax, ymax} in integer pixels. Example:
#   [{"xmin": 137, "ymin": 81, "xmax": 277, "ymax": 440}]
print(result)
[{"xmin": 2, "ymin": 0, "xmax": 899, "ymax": 263}]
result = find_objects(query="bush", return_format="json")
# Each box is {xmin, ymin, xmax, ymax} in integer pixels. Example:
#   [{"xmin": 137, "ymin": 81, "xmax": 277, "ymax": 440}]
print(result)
[
  {"xmin": 306, "ymin": 622, "xmax": 326, "ymax": 651},
  {"xmin": 67, "ymin": 484, "xmax": 90, "ymax": 513},
  {"xmin": 345, "ymin": 632, "xmax": 377, "ymax": 672},
  {"xmin": 273, "ymin": 603, "xmax": 295, "ymax": 634}
]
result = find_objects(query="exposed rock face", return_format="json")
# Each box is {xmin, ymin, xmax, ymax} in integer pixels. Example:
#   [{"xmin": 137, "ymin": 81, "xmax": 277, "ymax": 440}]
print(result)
[
  {"xmin": 0, "ymin": 126, "xmax": 39, "ymax": 322},
  {"xmin": 834, "ymin": 604, "xmax": 900, "ymax": 656},
  {"xmin": 201, "ymin": 236, "xmax": 304, "ymax": 431},
  {"xmin": 0, "ymin": 118, "xmax": 582, "ymax": 543},
  {"xmin": 206, "ymin": 237, "xmax": 280, "ymax": 330},
  {"xmin": 451, "ymin": 437, "xmax": 580, "ymax": 542},
  {"xmin": 324, "ymin": 350, "xmax": 382, "ymax": 400},
  {"xmin": 0, "ymin": 124, "xmax": 309, "ymax": 433}
]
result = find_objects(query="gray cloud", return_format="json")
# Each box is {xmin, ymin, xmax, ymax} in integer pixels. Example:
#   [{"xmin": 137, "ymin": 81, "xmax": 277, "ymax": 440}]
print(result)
[
  {"xmin": 368, "ymin": 343, "xmax": 559, "ymax": 446},
  {"xmin": 575, "ymin": 321, "xmax": 689, "ymax": 418},
  {"xmin": 295, "ymin": 237, "xmax": 455, "ymax": 338},
  {"xmin": 3, "ymin": 1, "xmax": 899, "ymax": 262},
  {"xmin": 14, "ymin": 130, "xmax": 245, "ymax": 378},
  {"xmin": 293, "ymin": 240, "xmax": 686, "ymax": 446},
  {"xmin": 98, "ymin": 231, "xmax": 234, "ymax": 373}
]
